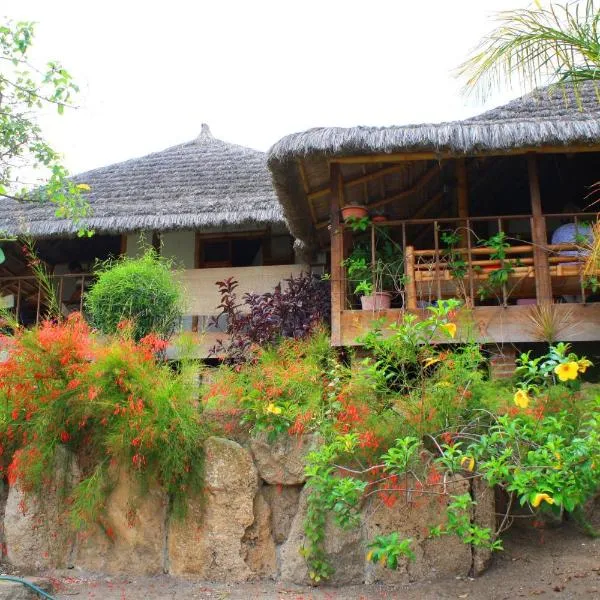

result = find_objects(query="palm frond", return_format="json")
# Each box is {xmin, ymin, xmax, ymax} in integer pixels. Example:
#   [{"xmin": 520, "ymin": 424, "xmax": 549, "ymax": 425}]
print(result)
[{"xmin": 458, "ymin": 0, "xmax": 600, "ymax": 102}]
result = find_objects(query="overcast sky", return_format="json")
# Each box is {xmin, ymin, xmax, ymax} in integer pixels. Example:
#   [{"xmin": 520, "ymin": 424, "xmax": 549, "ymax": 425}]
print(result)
[{"xmin": 5, "ymin": 0, "xmax": 532, "ymax": 176}]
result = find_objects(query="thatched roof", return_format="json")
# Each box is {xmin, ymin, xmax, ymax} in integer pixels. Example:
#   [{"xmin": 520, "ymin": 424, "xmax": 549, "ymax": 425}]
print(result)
[
  {"xmin": 0, "ymin": 124, "xmax": 285, "ymax": 238},
  {"xmin": 268, "ymin": 83, "xmax": 600, "ymax": 250}
]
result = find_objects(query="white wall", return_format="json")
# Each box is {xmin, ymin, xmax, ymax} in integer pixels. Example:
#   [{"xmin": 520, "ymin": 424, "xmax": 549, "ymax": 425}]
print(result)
[
  {"xmin": 126, "ymin": 232, "xmax": 151, "ymax": 258},
  {"xmin": 161, "ymin": 231, "xmax": 196, "ymax": 269}
]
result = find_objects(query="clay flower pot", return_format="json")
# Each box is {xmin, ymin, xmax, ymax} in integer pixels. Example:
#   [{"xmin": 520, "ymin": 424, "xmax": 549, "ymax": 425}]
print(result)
[
  {"xmin": 341, "ymin": 205, "xmax": 368, "ymax": 221},
  {"xmin": 360, "ymin": 292, "xmax": 392, "ymax": 310},
  {"xmin": 371, "ymin": 214, "xmax": 388, "ymax": 223}
]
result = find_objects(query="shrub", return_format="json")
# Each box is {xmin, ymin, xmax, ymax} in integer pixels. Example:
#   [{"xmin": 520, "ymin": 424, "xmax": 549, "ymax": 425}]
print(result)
[
  {"xmin": 204, "ymin": 329, "xmax": 335, "ymax": 440},
  {"xmin": 0, "ymin": 314, "xmax": 206, "ymax": 528},
  {"xmin": 86, "ymin": 249, "xmax": 184, "ymax": 341},
  {"xmin": 209, "ymin": 273, "xmax": 330, "ymax": 364}
]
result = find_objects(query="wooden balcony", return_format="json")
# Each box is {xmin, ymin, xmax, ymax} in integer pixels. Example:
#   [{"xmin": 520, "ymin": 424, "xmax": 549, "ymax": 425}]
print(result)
[{"xmin": 333, "ymin": 212, "xmax": 600, "ymax": 345}]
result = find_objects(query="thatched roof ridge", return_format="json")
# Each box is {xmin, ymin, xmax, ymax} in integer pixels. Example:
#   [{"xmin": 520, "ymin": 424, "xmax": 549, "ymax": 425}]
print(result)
[
  {"xmin": 269, "ymin": 83, "xmax": 600, "ymax": 161},
  {"xmin": 0, "ymin": 124, "xmax": 284, "ymax": 238},
  {"xmin": 268, "ymin": 83, "xmax": 600, "ymax": 250}
]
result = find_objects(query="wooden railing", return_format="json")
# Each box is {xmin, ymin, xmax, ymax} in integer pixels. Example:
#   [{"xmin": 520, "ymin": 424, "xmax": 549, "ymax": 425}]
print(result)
[
  {"xmin": 0, "ymin": 273, "xmax": 95, "ymax": 325},
  {"xmin": 344, "ymin": 212, "xmax": 597, "ymax": 309}
]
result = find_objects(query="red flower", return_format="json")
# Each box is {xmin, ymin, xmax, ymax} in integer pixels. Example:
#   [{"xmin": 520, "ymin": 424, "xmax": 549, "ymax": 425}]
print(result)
[
  {"xmin": 358, "ymin": 431, "xmax": 380, "ymax": 450},
  {"xmin": 60, "ymin": 431, "xmax": 70, "ymax": 443},
  {"xmin": 67, "ymin": 379, "xmax": 81, "ymax": 390}
]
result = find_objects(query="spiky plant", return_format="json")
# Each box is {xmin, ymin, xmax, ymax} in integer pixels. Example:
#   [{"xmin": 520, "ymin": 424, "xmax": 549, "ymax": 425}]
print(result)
[
  {"xmin": 526, "ymin": 303, "xmax": 575, "ymax": 342},
  {"xmin": 583, "ymin": 219, "xmax": 600, "ymax": 278},
  {"xmin": 458, "ymin": 0, "xmax": 600, "ymax": 101}
]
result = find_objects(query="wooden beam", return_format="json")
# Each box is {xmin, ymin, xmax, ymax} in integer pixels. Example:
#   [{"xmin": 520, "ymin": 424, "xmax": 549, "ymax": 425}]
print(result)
[
  {"xmin": 330, "ymin": 162, "xmax": 344, "ymax": 346},
  {"xmin": 456, "ymin": 158, "xmax": 469, "ymax": 247},
  {"xmin": 314, "ymin": 165, "xmax": 440, "ymax": 229},
  {"xmin": 297, "ymin": 160, "xmax": 318, "ymax": 224},
  {"xmin": 365, "ymin": 164, "xmax": 441, "ymax": 210},
  {"xmin": 330, "ymin": 145, "xmax": 600, "ymax": 165},
  {"xmin": 405, "ymin": 246, "xmax": 417, "ymax": 310},
  {"xmin": 413, "ymin": 191, "xmax": 444, "ymax": 219},
  {"xmin": 307, "ymin": 163, "xmax": 406, "ymax": 201},
  {"xmin": 338, "ymin": 304, "xmax": 600, "ymax": 346},
  {"xmin": 527, "ymin": 154, "xmax": 553, "ymax": 305}
]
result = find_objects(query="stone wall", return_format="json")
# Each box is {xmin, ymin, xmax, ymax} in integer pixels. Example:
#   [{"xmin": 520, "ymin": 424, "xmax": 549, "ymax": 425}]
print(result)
[{"xmin": 0, "ymin": 436, "xmax": 496, "ymax": 584}]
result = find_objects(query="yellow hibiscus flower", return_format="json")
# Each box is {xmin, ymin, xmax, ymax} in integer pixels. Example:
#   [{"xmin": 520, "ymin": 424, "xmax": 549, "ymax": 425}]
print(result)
[
  {"xmin": 423, "ymin": 356, "xmax": 441, "ymax": 368},
  {"xmin": 577, "ymin": 358, "xmax": 593, "ymax": 373},
  {"xmin": 513, "ymin": 389, "xmax": 530, "ymax": 409},
  {"xmin": 531, "ymin": 493, "xmax": 554, "ymax": 508},
  {"xmin": 76, "ymin": 183, "xmax": 91, "ymax": 191},
  {"xmin": 441, "ymin": 322, "xmax": 457, "ymax": 339},
  {"xmin": 460, "ymin": 456, "xmax": 475, "ymax": 472},
  {"xmin": 266, "ymin": 403, "xmax": 282, "ymax": 415},
  {"xmin": 554, "ymin": 361, "xmax": 579, "ymax": 382}
]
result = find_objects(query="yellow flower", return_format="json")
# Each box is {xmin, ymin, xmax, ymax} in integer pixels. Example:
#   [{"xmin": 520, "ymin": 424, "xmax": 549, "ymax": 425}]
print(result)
[
  {"xmin": 76, "ymin": 183, "xmax": 91, "ymax": 191},
  {"xmin": 513, "ymin": 389, "xmax": 530, "ymax": 409},
  {"xmin": 553, "ymin": 452, "xmax": 562, "ymax": 469},
  {"xmin": 436, "ymin": 381, "xmax": 453, "ymax": 388},
  {"xmin": 366, "ymin": 550, "xmax": 374, "ymax": 562},
  {"xmin": 441, "ymin": 322, "xmax": 457, "ymax": 339},
  {"xmin": 423, "ymin": 356, "xmax": 441, "ymax": 368},
  {"xmin": 266, "ymin": 403, "xmax": 282, "ymax": 415},
  {"xmin": 531, "ymin": 493, "xmax": 554, "ymax": 508},
  {"xmin": 460, "ymin": 456, "xmax": 475, "ymax": 472},
  {"xmin": 554, "ymin": 361, "xmax": 579, "ymax": 382},
  {"xmin": 577, "ymin": 358, "xmax": 593, "ymax": 374}
]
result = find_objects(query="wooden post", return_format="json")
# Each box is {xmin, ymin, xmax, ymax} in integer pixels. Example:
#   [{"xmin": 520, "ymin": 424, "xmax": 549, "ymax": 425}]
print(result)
[
  {"xmin": 527, "ymin": 154, "xmax": 553, "ymax": 305},
  {"xmin": 330, "ymin": 162, "xmax": 345, "ymax": 346},
  {"xmin": 456, "ymin": 159, "xmax": 469, "ymax": 249},
  {"xmin": 405, "ymin": 245, "xmax": 417, "ymax": 309}
]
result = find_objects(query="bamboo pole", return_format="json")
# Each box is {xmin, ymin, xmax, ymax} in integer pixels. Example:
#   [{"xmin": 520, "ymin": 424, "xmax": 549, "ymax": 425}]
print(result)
[{"xmin": 405, "ymin": 246, "xmax": 417, "ymax": 309}]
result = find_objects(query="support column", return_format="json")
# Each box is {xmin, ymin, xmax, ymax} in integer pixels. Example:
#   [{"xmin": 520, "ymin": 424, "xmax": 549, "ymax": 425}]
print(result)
[
  {"xmin": 527, "ymin": 154, "xmax": 553, "ymax": 305},
  {"xmin": 330, "ymin": 162, "xmax": 345, "ymax": 346},
  {"xmin": 456, "ymin": 158, "xmax": 469, "ymax": 248},
  {"xmin": 405, "ymin": 245, "xmax": 417, "ymax": 310}
]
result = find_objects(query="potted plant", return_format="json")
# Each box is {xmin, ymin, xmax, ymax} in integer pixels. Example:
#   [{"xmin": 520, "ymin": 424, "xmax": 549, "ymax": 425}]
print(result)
[
  {"xmin": 355, "ymin": 280, "xmax": 392, "ymax": 310},
  {"xmin": 343, "ymin": 242, "xmax": 404, "ymax": 311},
  {"xmin": 341, "ymin": 204, "xmax": 368, "ymax": 222},
  {"xmin": 371, "ymin": 211, "xmax": 388, "ymax": 224}
]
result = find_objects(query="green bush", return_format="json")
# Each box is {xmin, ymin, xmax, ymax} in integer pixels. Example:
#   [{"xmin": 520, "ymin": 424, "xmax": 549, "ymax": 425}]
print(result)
[
  {"xmin": 86, "ymin": 250, "xmax": 184, "ymax": 341},
  {"xmin": 0, "ymin": 316, "xmax": 206, "ymax": 529}
]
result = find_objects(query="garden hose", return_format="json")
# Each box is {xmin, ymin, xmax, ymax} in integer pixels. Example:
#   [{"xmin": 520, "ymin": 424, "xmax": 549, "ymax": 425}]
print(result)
[{"xmin": 0, "ymin": 575, "xmax": 57, "ymax": 599}]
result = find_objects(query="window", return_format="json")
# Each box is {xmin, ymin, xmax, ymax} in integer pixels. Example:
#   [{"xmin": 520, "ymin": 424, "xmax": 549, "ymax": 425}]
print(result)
[{"xmin": 196, "ymin": 232, "xmax": 294, "ymax": 268}]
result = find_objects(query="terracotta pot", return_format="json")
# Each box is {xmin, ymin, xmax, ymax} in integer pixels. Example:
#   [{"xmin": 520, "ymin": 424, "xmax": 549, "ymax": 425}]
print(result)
[
  {"xmin": 371, "ymin": 215, "xmax": 388, "ymax": 223},
  {"xmin": 482, "ymin": 261, "xmax": 502, "ymax": 272},
  {"xmin": 360, "ymin": 292, "xmax": 392, "ymax": 311},
  {"xmin": 341, "ymin": 205, "xmax": 368, "ymax": 221}
]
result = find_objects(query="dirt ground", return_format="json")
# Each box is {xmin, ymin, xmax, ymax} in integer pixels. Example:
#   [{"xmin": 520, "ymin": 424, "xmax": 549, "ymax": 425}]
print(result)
[{"xmin": 5, "ymin": 521, "xmax": 600, "ymax": 600}]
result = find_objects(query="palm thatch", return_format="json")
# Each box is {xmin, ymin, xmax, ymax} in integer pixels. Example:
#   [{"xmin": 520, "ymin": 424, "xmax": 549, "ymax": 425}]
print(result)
[
  {"xmin": 0, "ymin": 124, "xmax": 284, "ymax": 238},
  {"xmin": 268, "ymin": 83, "xmax": 600, "ymax": 251}
]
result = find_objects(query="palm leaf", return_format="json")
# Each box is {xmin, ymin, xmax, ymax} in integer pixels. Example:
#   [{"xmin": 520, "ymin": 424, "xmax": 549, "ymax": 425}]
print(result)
[{"xmin": 458, "ymin": 0, "xmax": 600, "ymax": 101}]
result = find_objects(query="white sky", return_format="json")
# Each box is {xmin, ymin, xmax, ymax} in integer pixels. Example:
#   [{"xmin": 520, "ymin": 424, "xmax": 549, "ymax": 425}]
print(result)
[{"xmin": 4, "ymin": 0, "xmax": 533, "ymax": 176}]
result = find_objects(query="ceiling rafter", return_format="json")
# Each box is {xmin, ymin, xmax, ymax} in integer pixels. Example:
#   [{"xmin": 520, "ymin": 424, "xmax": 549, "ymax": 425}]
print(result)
[
  {"xmin": 307, "ymin": 163, "xmax": 408, "ymax": 202},
  {"xmin": 314, "ymin": 163, "xmax": 442, "ymax": 228}
]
